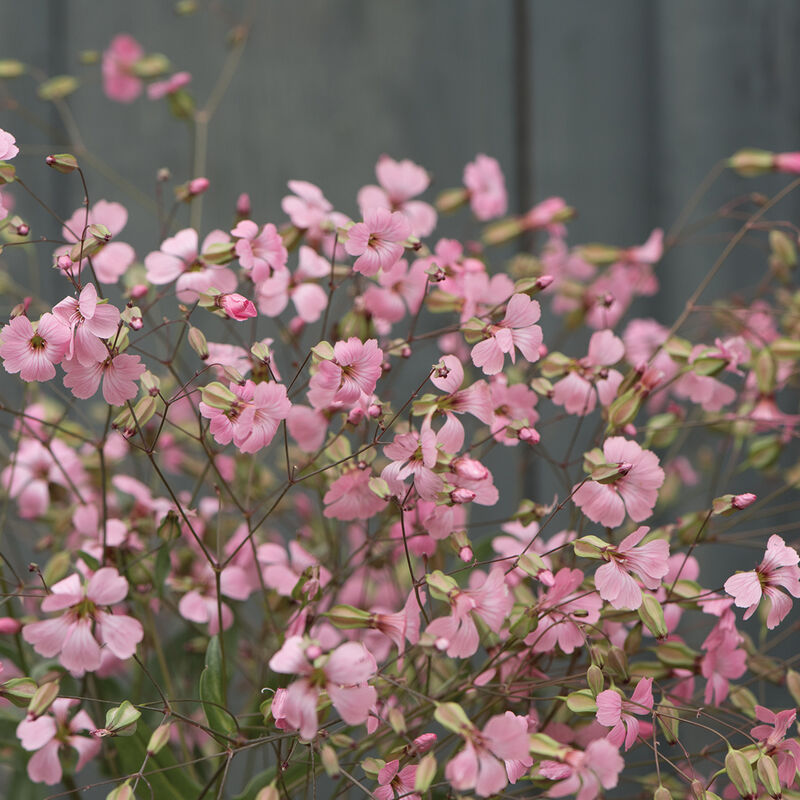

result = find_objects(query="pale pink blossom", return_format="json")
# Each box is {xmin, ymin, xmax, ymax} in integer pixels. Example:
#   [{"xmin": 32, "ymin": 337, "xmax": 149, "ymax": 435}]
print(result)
[
  {"xmin": 0, "ymin": 313, "xmax": 70, "ymax": 381},
  {"xmin": 595, "ymin": 678, "xmax": 654, "ymax": 750},
  {"xmin": 594, "ymin": 527, "xmax": 670, "ymax": 610},
  {"xmin": 324, "ymin": 467, "xmax": 387, "ymax": 520},
  {"xmin": 63, "ymin": 351, "xmax": 145, "ymax": 405},
  {"xmin": 17, "ymin": 698, "xmax": 100, "ymax": 785},
  {"xmin": 102, "ymin": 34, "xmax": 143, "ymax": 102},
  {"xmin": 286, "ymin": 405, "xmax": 328, "ymax": 452},
  {"xmin": 540, "ymin": 738, "xmax": 624, "ymax": 800},
  {"xmin": 147, "ymin": 70, "xmax": 191, "ymax": 100},
  {"xmin": 774, "ymin": 152, "xmax": 800, "ymax": 174},
  {"xmin": 471, "ymin": 293, "xmax": 543, "ymax": 375},
  {"xmin": 23, "ymin": 567, "xmax": 143, "ymax": 676},
  {"xmin": 381, "ymin": 425, "xmax": 443, "ymax": 501},
  {"xmin": 257, "ymin": 541, "xmax": 331, "ymax": 597},
  {"xmin": 463, "ymin": 154, "xmax": 508, "ymax": 220},
  {"xmin": 0, "ymin": 127, "xmax": 19, "ymax": 160},
  {"xmin": 751, "ymin": 706, "xmax": 800, "ymax": 787},
  {"xmin": 307, "ymin": 338, "xmax": 383, "ymax": 409},
  {"xmin": 374, "ymin": 760, "xmax": 420, "ymax": 800},
  {"xmin": 362, "ymin": 257, "xmax": 428, "ymax": 334},
  {"xmin": 358, "ymin": 155, "xmax": 437, "ymax": 238},
  {"xmin": 61, "ymin": 200, "xmax": 135, "ymax": 284},
  {"xmin": 489, "ymin": 374, "xmax": 540, "ymax": 445},
  {"xmin": 52, "ymin": 283, "xmax": 120, "ymax": 364},
  {"xmin": 177, "ymin": 562, "xmax": 252, "ymax": 633},
  {"xmin": 282, "ymin": 180, "xmax": 333, "ymax": 231},
  {"xmin": 446, "ymin": 712, "xmax": 531, "ymax": 797},
  {"xmin": 345, "ymin": 207, "xmax": 411, "ymax": 276},
  {"xmin": 700, "ymin": 610, "xmax": 747, "ymax": 705},
  {"xmin": 724, "ymin": 534, "xmax": 800, "ymax": 628},
  {"xmin": 572, "ymin": 437, "xmax": 665, "ymax": 528},
  {"xmin": 232, "ymin": 220, "xmax": 288, "ymax": 282},
  {"xmin": 523, "ymin": 196, "xmax": 570, "ymax": 232},
  {"xmin": 145, "ymin": 228, "xmax": 237, "ymax": 300},
  {"xmin": 268, "ymin": 637, "xmax": 377, "ymax": 740}
]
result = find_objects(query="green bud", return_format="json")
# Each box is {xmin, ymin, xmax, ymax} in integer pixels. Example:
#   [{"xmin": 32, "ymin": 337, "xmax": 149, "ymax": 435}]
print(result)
[
  {"xmin": 638, "ymin": 593, "xmax": 668, "ymax": 639},
  {"xmin": 132, "ymin": 53, "xmax": 170, "ymax": 78},
  {"xmin": 28, "ymin": 681, "xmax": 60, "ymax": 718},
  {"xmin": 0, "ymin": 59, "xmax": 25, "ymax": 78},
  {"xmin": 482, "ymin": 216, "xmax": 525, "ymax": 246},
  {"xmin": 565, "ymin": 690, "xmax": 597, "ymax": 714},
  {"xmin": 436, "ymin": 187, "xmax": 469, "ymax": 214},
  {"xmin": 326, "ymin": 605, "xmax": 372, "ymax": 629},
  {"xmin": 654, "ymin": 786, "xmax": 674, "ymax": 800},
  {"xmin": 786, "ymin": 669, "xmax": 800, "ymax": 706},
  {"xmin": 0, "ymin": 677, "xmax": 38, "ymax": 707},
  {"xmin": 656, "ymin": 700, "xmax": 680, "ymax": 744},
  {"xmin": 321, "ymin": 744, "xmax": 339, "ymax": 778},
  {"xmin": 188, "ymin": 326, "xmax": 209, "ymax": 359},
  {"xmin": 37, "ymin": 74, "xmax": 79, "ymax": 100},
  {"xmin": 529, "ymin": 732, "xmax": 569, "ymax": 759},
  {"xmin": 725, "ymin": 749, "xmax": 757, "ymax": 800},
  {"xmin": 147, "ymin": 723, "xmax": 172, "ymax": 755},
  {"xmin": 414, "ymin": 753, "xmax": 437, "ymax": 792},
  {"xmin": 656, "ymin": 641, "xmax": 698, "ymax": 669},
  {"xmin": 728, "ymin": 148, "xmax": 774, "ymax": 177},
  {"xmin": 573, "ymin": 535, "xmax": 607, "ymax": 559},
  {"xmin": 200, "ymin": 381, "xmax": 236, "ymax": 410},
  {"xmin": 201, "ymin": 241, "xmax": 236, "ymax": 265},
  {"xmin": 367, "ymin": 476, "xmax": 392, "ymax": 501},
  {"xmin": 106, "ymin": 782, "xmax": 134, "ymax": 800},
  {"xmin": 433, "ymin": 702, "xmax": 472, "ymax": 735},
  {"xmin": 756, "ymin": 754, "xmax": 782, "ymax": 799},
  {"xmin": 747, "ymin": 435, "xmax": 781, "ymax": 471},
  {"xmin": 104, "ymin": 700, "xmax": 141, "ymax": 736},
  {"xmin": 45, "ymin": 153, "xmax": 79, "ymax": 174},
  {"xmin": 606, "ymin": 646, "xmax": 629, "ymax": 682},
  {"xmin": 388, "ymin": 707, "xmax": 406, "ymax": 734},
  {"xmin": 755, "ymin": 348, "xmax": 777, "ymax": 394},
  {"xmin": 576, "ymin": 243, "xmax": 623, "ymax": 265},
  {"xmin": 425, "ymin": 570, "xmax": 458, "ymax": 600},
  {"xmin": 587, "ymin": 664, "xmax": 604, "ymax": 696}
]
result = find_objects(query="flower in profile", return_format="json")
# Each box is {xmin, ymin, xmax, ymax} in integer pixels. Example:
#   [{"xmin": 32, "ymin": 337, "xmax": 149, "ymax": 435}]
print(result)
[
  {"xmin": 268, "ymin": 637, "xmax": 377, "ymax": 740},
  {"xmin": 724, "ymin": 534, "xmax": 800, "ymax": 629},
  {"xmin": 218, "ymin": 292, "xmax": 257, "ymax": 321},
  {"xmin": 0, "ymin": 127, "xmax": 19, "ymax": 160},
  {"xmin": 0, "ymin": 313, "xmax": 70, "ymax": 382},
  {"xmin": 345, "ymin": 207, "xmax": 411, "ymax": 276},
  {"xmin": 147, "ymin": 70, "xmax": 191, "ymax": 100},
  {"xmin": 595, "ymin": 678, "xmax": 654, "ymax": 750},
  {"xmin": 23, "ymin": 567, "xmax": 144, "ymax": 677},
  {"xmin": 700, "ymin": 610, "xmax": 746, "ymax": 705},
  {"xmin": 358, "ymin": 155, "xmax": 437, "ymax": 238},
  {"xmin": 572, "ymin": 437, "xmax": 665, "ymax": 528},
  {"xmin": 17, "ymin": 698, "xmax": 100, "ymax": 785},
  {"xmin": 470, "ymin": 293, "xmax": 544, "ymax": 375},
  {"xmin": 231, "ymin": 220, "xmax": 288, "ymax": 282},
  {"xmin": 594, "ymin": 527, "xmax": 670, "ymax": 610},
  {"xmin": 463, "ymin": 154, "xmax": 508, "ymax": 220},
  {"xmin": 750, "ymin": 705, "xmax": 800, "ymax": 787},
  {"xmin": 540, "ymin": 739, "xmax": 624, "ymax": 800},
  {"xmin": 102, "ymin": 34, "xmax": 143, "ymax": 102}
]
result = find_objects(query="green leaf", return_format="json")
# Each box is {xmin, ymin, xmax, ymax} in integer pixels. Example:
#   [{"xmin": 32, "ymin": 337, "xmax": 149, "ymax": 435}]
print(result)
[{"xmin": 199, "ymin": 635, "xmax": 236, "ymax": 735}]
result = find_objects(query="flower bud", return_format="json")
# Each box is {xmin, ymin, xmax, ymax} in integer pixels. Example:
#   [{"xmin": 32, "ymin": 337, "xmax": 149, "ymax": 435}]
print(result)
[
  {"xmin": 188, "ymin": 326, "xmax": 209, "ymax": 359},
  {"xmin": 655, "ymin": 700, "xmax": 680, "ymax": 744},
  {"xmin": 450, "ymin": 487, "xmax": 476, "ymax": 505},
  {"xmin": 37, "ymin": 74, "xmax": 79, "ymax": 101},
  {"xmin": 218, "ymin": 292, "xmax": 257, "ymax": 321},
  {"xmin": 572, "ymin": 535, "xmax": 607, "ymax": 559},
  {"xmin": 147, "ymin": 723, "xmax": 172, "ymax": 755},
  {"xmin": 28, "ymin": 681, "xmax": 60, "ymax": 718},
  {"xmin": 388, "ymin": 707, "xmax": 406, "ymax": 734},
  {"xmin": 519, "ymin": 426, "xmax": 540, "ymax": 444},
  {"xmin": 725, "ymin": 749, "xmax": 757, "ymax": 800},
  {"xmin": 45, "ymin": 153, "xmax": 79, "ymax": 174},
  {"xmin": 200, "ymin": 381, "xmax": 237, "ymax": 410},
  {"xmin": 606, "ymin": 646, "xmax": 630, "ymax": 682},
  {"xmin": 786, "ymin": 669, "xmax": 800, "ymax": 706},
  {"xmin": 436, "ymin": 187, "xmax": 469, "ymax": 213},
  {"xmin": 254, "ymin": 785, "xmax": 280, "ymax": 800},
  {"xmin": 410, "ymin": 732, "xmax": 437, "ymax": 756},
  {"xmin": 0, "ymin": 59, "xmax": 25, "ymax": 78},
  {"xmin": 106, "ymin": 782, "xmax": 134, "ymax": 800},
  {"xmin": 321, "ymin": 744, "xmax": 340, "ymax": 778},
  {"xmin": 0, "ymin": 616, "xmax": 21, "ymax": 634},
  {"xmin": 103, "ymin": 700, "xmax": 141, "ymax": 736},
  {"xmin": 425, "ymin": 570, "xmax": 458, "ymax": 600},
  {"xmin": 638, "ymin": 592, "xmax": 669, "ymax": 639},
  {"xmin": 482, "ymin": 216, "xmax": 525, "ymax": 246},
  {"xmin": 756, "ymin": 754, "xmax": 782, "ymax": 799},
  {"xmin": 0, "ymin": 677, "xmax": 38, "ymax": 707},
  {"xmin": 433, "ymin": 702, "xmax": 472, "ymax": 735},
  {"xmin": 415, "ymin": 753, "xmax": 438, "ymax": 792},
  {"xmin": 729, "ymin": 148, "xmax": 774, "ymax": 177},
  {"xmin": 654, "ymin": 786, "xmax": 673, "ymax": 800},
  {"xmin": 326, "ymin": 605, "xmax": 372, "ymax": 629},
  {"xmin": 236, "ymin": 192, "xmax": 251, "ymax": 219}
]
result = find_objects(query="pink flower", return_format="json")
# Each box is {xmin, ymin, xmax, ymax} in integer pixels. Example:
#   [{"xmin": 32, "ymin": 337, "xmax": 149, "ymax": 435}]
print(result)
[
  {"xmin": 724, "ymin": 534, "xmax": 800, "ymax": 628},
  {"xmin": 218, "ymin": 292, "xmax": 257, "ymax": 320},
  {"xmin": 231, "ymin": 220, "xmax": 288, "ymax": 282},
  {"xmin": 445, "ymin": 712, "xmax": 531, "ymax": 798},
  {"xmin": 471, "ymin": 293, "xmax": 543, "ymax": 375},
  {"xmin": 145, "ymin": 228, "xmax": 237, "ymax": 301},
  {"xmin": 358, "ymin": 155, "xmax": 437, "ymax": 238},
  {"xmin": 774, "ymin": 152, "xmax": 800, "ymax": 174},
  {"xmin": 526, "ymin": 568, "xmax": 602, "ymax": 654},
  {"xmin": 23, "ymin": 567, "xmax": 143, "ymax": 676},
  {"xmin": 362, "ymin": 257, "xmax": 428, "ymax": 334},
  {"xmin": 595, "ymin": 678, "xmax": 654, "ymax": 750},
  {"xmin": 17, "ymin": 698, "xmax": 100, "ymax": 785},
  {"xmin": 463, "ymin": 154, "xmax": 508, "ymax": 220},
  {"xmin": 61, "ymin": 200, "xmax": 135, "ymax": 283},
  {"xmin": 426, "ymin": 569, "xmax": 512, "ymax": 658},
  {"xmin": 282, "ymin": 180, "xmax": 333, "ymax": 230},
  {"xmin": 572, "ymin": 437, "xmax": 665, "ymax": 528},
  {"xmin": 307, "ymin": 338, "xmax": 383, "ymax": 409},
  {"xmin": 257, "ymin": 541, "xmax": 331, "ymax": 597},
  {"xmin": 147, "ymin": 70, "xmax": 191, "ymax": 100},
  {"xmin": 102, "ymin": 34, "xmax": 143, "ymax": 102},
  {"xmin": 489, "ymin": 374, "xmax": 540, "ymax": 445},
  {"xmin": 700, "ymin": 610, "xmax": 747, "ymax": 705},
  {"xmin": 523, "ymin": 196, "xmax": 570, "ymax": 232},
  {"xmin": 345, "ymin": 207, "xmax": 411, "ymax": 276},
  {"xmin": 63, "ymin": 351, "xmax": 145, "ymax": 405},
  {"xmin": 52, "ymin": 283, "xmax": 120, "ymax": 364},
  {"xmin": 0, "ymin": 313, "xmax": 70, "ymax": 381},
  {"xmin": 324, "ymin": 467, "xmax": 387, "ymax": 520},
  {"xmin": 268, "ymin": 637, "xmax": 377, "ymax": 740},
  {"xmin": 177, "ymin": 563, "xmax": 252, "ymax": 634},
  {"xmin": 594, "ymin": 527, "xmax": 670, "ymax": 610},
  {"xmin": 552, "ymin": 329, "xmax": 625, "ymax": 416},
  {"xmin": 751, "ymin": 706, "xmax": 800, "ymax": 787},
  {"xmin": 541, "ymin": 739, "xmax": 624, "ymax": 800},
  {"xmin": 374, "ymin": 761, "xmax": 420, "ymax": 800},
  {"xmin": 381, "ymin": 425, "xmax": 443, "ymax": 502},
  {"xmin": 0, "ymin": 127, "xmax": 19, "ymax": 160}
]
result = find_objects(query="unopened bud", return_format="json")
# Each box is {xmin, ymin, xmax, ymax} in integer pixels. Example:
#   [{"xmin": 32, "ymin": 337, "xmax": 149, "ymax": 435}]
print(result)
[
  {"xmin": 326, "ymin": 605, "xmax": 371, "ymax": 629},
  {"xmin": 0, "ymin": 677, "xmax": 38, "ymax": 707},
  {"xmin": 106, "ymin": 783, "xmax": 134, "ymax": 800},
  {"xmin": 147, "ymin": 723, "xmax": 172, "ymax": 755},
  {"xmin": 655, "ymin": 700, "xmax": 680, "ymax": 744},
  {"xmin": 728, "ymin": 148, "xmax": 774, "ymax": 177},
  {"xmin": 188, "ymin": 326, "xmax": 209, "ymax": 359},
  {"xmin": 450, "ymin": 488, "xmax": 476, "ymax": 505},
  {"xmin": 28, "ymin": 681, "xmax": 60, "ymax": 718},
  {"xmin": 45, "ymin": 153, "xmax": 79, "ymax": 174},
  {"xmin": 433, "ymin": 702, "xmax": 472, "ymax": 735},
  {"xmin": 415, "ymin": 753, "xmax": 437, "ymax": 793},
  {"xmin": 236, "ymin": 192, "xmax": 251, "ymax": 218},
  {"xmin": 103, "ymin": 700, "xmax": 141, "ymax": 736},
  {"xmin": 586, "ymin": 664, "xmax": 604, "ymax": 696},
  {"xmin": 482, "ymin": 216, "xmax": 525, "ymax": 246},
  {"xmin": 725, "ymin": 749, "xmax": 757, "ymax": 800},
  {"xmin": 450, "ymin": 456, "xmax": 488, "ymax": 481},
  {"xmin": 654, "ymin": 786, "xmax": 674, "ymax": 800},
  {"xmin": 606, "ymin": 646, "xmax": 629, "ymax": 683},
  {"xmin": 200, "ymin": 381, "xmax": 236, "ymax": 410},
  {"xmin": 638, "ymin": 592, "xmax": 669, "ymax": 639},
  {"xmin": 757, "ymin": 754, "xmax": 782, "ymax": 799},
  {"xmin": 436, "ymin": 187, "xmax": 469, "ymax": 213},
  {"xmin": 254, "ymin": 786, "xmax": 279, "ymax": 800},
  {"xmin": 320, "ymin": 744, "xmax": 339, "ymax": 778}
]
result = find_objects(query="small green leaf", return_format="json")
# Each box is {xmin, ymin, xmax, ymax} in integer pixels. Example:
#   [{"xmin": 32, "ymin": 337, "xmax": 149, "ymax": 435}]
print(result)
[{"xmin": 199, "ymin": 635, "xmax": 235, "ymax": 735}]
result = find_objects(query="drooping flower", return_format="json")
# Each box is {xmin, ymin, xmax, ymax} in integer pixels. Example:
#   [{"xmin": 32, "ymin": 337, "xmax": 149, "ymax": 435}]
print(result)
[
  {"xmin": 700, "ymin": 610, "xmax": 747, "ymax": 705},
  {"xmin": 724, "ymin": 534, "xmax": 800, "ymax": 629},
  {"xmin": 594, "ymin": 527, "xmax": 670, "ymax": 610},
  {"xmin": 345, "ymin": 207, "xmax": 411, "ymax": 276},
  {"xmin": 572, "ymin": 437, "xmax": 665, "ymax": 528},
  {"xmin": 463, "ymin": 154, "xmax": 508, "ymax": 220},
  {"xmin": 595, "ymin": 678, "xmax": 654, "ymax": 750},
  {"xmin": 17, "ymin": 698, "xmax": 100, "ymax": 785},
  {"xmin": 102, "ymin": 34, "xmax": 143, "ymax": 102},
  {"xmin": 751, "ymin": 705, "xmax": 800, "ymax": 787},
  {"xmin": 22, "ymin": 567, "xmax": 144, "ymax": 677},
  {"xmin": 0, "ymin": 313, "xmax": 70, "ymax": 382},
  {"xmin": 268, "ymin": 637, "xmax": 377, "ymax": 740},
  {"xmin": 470, "ymin": 293, "xmax": 543, "ymax": 375}
]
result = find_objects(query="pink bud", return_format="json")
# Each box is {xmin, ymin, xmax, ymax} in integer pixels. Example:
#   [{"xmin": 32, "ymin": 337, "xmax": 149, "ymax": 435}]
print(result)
[
  {"xmin": 368, "ymin": 403, "xmax": 382, "ymax": 418},
  {"xmin": 774, "ymin": 152, "xmax": 800, "ymax": 174},
  {"xmin": 536, "ymin": 274, "xmax": 554, "ymax": 290},
  {"xmin": 623, "ymin": 423, "xmax": 637, "ymax": 436},
  {"xmin": 57, "ymin": 254, "xmax": 73, "ymax": 272},
  {"xmin": 732, "ymin": 493, "xmax": 757, "ymax": 510},
  {"xmin": 218, "ymin": 293, "xmax": 257, "ymax": 321},
  {"xmin": 305, "ymin": 644, "xmax": 323, "ymax": 661},
  {"xmin": 0, "ymin": 616, "xmax": 21, "ymax": 634},
  {"xmin": 15, "ymin": 223, "xmax": 29, "ymax": 236},
  {"xmin": 519, "ymin": 427, "xmax": 540, "ymax": 444},
  {"xmin": 617, "ymin": 461, "xmax": 633, "ymax": 476},
  {"xmin": 451, "ymin": 456, "xmax": 489, "ymax": 481},
  {"xmin": 411, "ymin": 733, "xmax": 437, "ymax": 755},
  {"xmin": 129, "ymin": 316, "xmax": 144, "ymax": 331},
  {"xmin": 236, "ymin": 192, "xmax": 251, "ymax": 217},
  {"xmin": 130, "ymin": 283, "xmax": 149, "ymax": 299},
  {"xmin": 458, "ymin": 545, "xmax": 474, "ymax": 562},
  {"xmin": 347, "ymin": 407, "xmax": 365, "ymax": 424},
  {"xmin": 189, "ymin": 177, "xmax": 210, "ymax": 195},
  {"xmin": 450, "ymin": 488, "xmax": 476, "ymax": 505}
]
